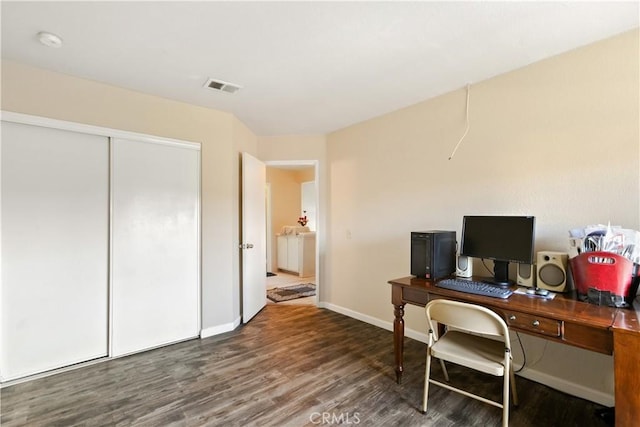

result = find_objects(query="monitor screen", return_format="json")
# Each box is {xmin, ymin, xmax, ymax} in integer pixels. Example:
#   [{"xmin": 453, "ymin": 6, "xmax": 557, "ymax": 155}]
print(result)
[{"xmin": 460, "ymin": 215, "xmax": 535, "ymax": 286}]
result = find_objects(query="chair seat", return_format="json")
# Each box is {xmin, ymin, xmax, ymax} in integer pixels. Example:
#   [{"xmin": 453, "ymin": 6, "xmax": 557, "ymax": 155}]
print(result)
[
  {"xmin": 431, "ymin": 330, "xmax": 506, "ymax": 376},
  {"xmin": 423, "ymin": 299, "xmax": 516, "ymax": 427}
]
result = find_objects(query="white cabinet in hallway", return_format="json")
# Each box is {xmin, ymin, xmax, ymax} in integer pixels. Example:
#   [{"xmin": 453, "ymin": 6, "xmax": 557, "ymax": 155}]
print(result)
[{"xmin": 276, "ymin": 231, "xmax": 315, "ymax": 277}]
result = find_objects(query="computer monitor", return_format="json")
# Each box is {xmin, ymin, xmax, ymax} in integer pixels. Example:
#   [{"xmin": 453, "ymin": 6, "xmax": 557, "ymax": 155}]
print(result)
[{"xmin": 460, "ymin": 215, "xmax": 535, "ymax": 287}]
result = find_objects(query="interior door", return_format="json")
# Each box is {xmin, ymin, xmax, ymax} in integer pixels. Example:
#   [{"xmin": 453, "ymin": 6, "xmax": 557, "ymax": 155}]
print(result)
[
  {"xmin": 1, "ymin": 122, "xmax": 109, "ymax": 381},
  {"xmin": 241, "ymin": 152, "xmax": 267, "ymax": 323},
  {"xmin": 301, "ymin": 180, "xmax": 316, "ymax": 231},
  {"xmin": 111, "ymin": 137, "xmax": 200, "ymax": 357}
]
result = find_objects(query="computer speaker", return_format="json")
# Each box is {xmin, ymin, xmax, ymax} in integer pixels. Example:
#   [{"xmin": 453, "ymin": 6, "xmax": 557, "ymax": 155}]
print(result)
[
  {"xmin": 537, "ymin": 251, "xmax": 569, "ymax": 292},
  {"xmin": 456, "ymin": 255, "xmax": 472, "ymax": 278},
  {"xmin": 516, "ymin": 263, "xmax": 536, "ymax": 288}
]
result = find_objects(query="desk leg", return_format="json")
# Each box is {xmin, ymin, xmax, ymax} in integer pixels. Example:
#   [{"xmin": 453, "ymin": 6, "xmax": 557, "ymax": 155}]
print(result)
[
  {"xmin": 393, "ymin": 302, "xmax": 405, "ymax": 384},
  {"xmin": 613, "ymin": 328, "xmax": 640, "ymax": 427}
]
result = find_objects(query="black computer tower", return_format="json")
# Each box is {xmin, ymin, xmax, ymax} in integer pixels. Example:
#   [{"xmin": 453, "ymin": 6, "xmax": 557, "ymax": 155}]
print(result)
[{"xmin": 411, "ymin": 231, "xmax": 456, "ymax": 279}]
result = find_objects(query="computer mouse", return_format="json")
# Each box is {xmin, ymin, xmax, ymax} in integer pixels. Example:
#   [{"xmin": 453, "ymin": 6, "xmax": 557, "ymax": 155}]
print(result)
[{"xmin": 535, "ymin": 288, "xmax": 550, "ymax": 296}]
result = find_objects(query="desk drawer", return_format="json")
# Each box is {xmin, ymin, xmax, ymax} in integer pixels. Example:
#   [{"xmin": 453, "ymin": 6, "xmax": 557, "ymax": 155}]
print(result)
[
  {"xmin": 403, "ymin": 287, "xmax": 429, "ymax": 306},
  {"xmin": 505, "ymin": 311, "xmax": 561, "ymax": 338},
  {"xmin": 564, "ymin": 322, "xmax": 613, "ymax": 354}
]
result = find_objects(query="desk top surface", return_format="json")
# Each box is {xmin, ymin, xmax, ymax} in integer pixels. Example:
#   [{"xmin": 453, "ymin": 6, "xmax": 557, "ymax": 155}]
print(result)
[{"xmin": 389, "ymin": 276, "xmax": 639, "ymax": 332}]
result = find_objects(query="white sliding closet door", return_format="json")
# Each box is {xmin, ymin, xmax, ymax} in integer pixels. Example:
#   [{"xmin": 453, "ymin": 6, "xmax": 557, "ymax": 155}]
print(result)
[
  {"xmin": 1, "ymin": 122, "xmax": 109, "ymax": 381},
  {"xmin": 111, "ymin": 138, "xmax": 200, "ymax": 357}
]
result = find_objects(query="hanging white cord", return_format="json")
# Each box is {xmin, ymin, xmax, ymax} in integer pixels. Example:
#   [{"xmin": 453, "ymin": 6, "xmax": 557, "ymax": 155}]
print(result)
[{"xmin": 448, "ymin": 84, "xmax": 471, "ymax": 160}]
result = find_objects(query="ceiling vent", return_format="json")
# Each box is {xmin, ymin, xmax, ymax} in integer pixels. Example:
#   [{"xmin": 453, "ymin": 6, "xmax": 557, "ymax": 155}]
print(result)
[{"xmin": 204, "ymin": 78, "xmax": 242, "ymax": 94}]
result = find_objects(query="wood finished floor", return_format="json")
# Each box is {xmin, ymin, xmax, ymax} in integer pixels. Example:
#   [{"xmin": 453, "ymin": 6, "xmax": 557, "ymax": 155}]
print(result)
[{"xmin": 1, "ymin": 305, "xmax": 608, "ymax": 427}]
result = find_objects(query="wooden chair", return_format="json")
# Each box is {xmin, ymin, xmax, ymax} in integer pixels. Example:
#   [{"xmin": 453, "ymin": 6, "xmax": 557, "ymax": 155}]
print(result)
[{"xmin": 422, "ymin": 299, "xmax": 518, "ymax": 427}]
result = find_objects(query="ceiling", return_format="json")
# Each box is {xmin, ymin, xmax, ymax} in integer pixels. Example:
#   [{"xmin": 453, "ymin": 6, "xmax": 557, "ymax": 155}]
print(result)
[{"xmin": 1, "ymin": 1, "xmax": 638, "ymax": 136}]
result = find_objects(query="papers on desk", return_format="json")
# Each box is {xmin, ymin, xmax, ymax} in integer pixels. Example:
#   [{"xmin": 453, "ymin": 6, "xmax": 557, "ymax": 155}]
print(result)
[
  {"xmin": 514, "ymin": 287, "xmax": 556, "ymax": 300},
  {"xmin": 569, "ymin": 223, "xmax": 640, "ymax": 264}
]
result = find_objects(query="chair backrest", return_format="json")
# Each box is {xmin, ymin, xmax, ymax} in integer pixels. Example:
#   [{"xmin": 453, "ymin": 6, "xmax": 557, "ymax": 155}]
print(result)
[{"xmin": 426, "ymin": 299, "xmax": 510, "ymax": 344}]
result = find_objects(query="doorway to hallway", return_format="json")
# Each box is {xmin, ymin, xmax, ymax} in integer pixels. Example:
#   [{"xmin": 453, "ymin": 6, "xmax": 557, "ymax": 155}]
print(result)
[{"xmin": 265, "ymin": 160, "xmax": 319, "ymax": 306}]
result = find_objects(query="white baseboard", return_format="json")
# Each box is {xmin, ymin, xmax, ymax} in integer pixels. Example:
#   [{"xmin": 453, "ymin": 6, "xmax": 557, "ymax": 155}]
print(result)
[
  {"xmin": 200, "ymin": 316, "xmax": 241, "ymax": 339},
  {"xmin": 319, "ymin": 302, "xmax": 429, "ymax": 344},
  {"xmin": 517, "ymin": 367, "xmax": 614, "ymax": 407},
  {"xmin": 319, "ymin": 302, "xmax": 614, "ymax": 407}
]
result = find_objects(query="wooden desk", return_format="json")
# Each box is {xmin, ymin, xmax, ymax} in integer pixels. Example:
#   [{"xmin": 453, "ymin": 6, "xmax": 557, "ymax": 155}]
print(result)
[{"xmin": 389, "ymin": 276, "xmax": 640, "ymax": 427}]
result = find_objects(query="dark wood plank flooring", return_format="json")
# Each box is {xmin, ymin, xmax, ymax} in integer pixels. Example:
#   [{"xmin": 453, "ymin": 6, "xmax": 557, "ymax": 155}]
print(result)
[{"xmin": 1, "ymin": 305, "xmax": 609, "ymax": 426}]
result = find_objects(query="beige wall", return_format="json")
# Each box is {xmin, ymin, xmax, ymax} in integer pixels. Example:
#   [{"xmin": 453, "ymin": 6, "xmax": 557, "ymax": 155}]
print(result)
[
  {"xmin": 259, "ymin": 135, "xmax": 327, "ymax": 162},
  {"xmin": 325, "ymin": 29, "xmax": 639, "ymax": 404},
  {"xmin": 297, "ymin": 168, "xmax": 315, "ymax": 183},
  {"xmin": 0, "ymin": 60, "xmax": 256, "ymax": 331}
]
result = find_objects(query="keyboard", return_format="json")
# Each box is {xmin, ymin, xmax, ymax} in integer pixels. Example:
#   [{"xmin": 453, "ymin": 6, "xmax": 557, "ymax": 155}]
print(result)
[{"xmin": 436, "ymin": 278, "xmax": 513, "ymax": 299}]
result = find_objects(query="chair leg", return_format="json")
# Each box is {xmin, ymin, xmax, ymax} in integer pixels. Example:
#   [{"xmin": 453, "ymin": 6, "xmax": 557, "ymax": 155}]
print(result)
[
  {"xmin": 510, "ymin": 362, "xmax": 518, "ymax": 406},
  {"xmin": 502, "ymin": 370, "xmax": 510, "ymax": 427},
  {"xmin": 422, "ymin": 351, "xmax": 432, "ymax": 413},
  {"xmin": 439, "ymin": 359, "xmax": 449, "ymax": 382}
]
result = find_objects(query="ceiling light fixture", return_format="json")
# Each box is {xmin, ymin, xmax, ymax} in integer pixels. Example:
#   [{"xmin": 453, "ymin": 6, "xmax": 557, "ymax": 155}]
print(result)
[{"xmin": 37, "ymin": 31, "xmax": 63, "ymax": 48}]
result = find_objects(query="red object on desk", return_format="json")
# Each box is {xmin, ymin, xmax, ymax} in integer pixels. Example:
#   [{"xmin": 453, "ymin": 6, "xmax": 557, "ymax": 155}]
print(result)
[{"xmin": 570, "ymin": 252, "xmax": 637, "ymax": 307}]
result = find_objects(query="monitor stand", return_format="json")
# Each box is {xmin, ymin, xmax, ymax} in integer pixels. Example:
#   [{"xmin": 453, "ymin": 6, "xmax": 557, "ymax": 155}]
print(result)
[{"xmin": 482, "ymin": 261, "xmax": 512, "ymax": 288}]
